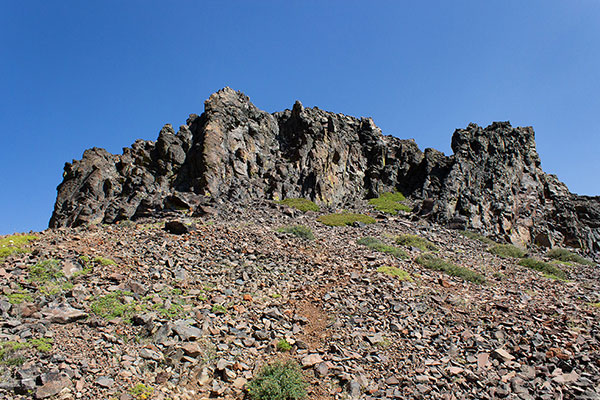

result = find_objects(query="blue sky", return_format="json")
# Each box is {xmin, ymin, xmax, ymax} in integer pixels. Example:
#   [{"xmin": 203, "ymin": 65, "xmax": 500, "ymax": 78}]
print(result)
[{"xmin": 2, "ymin": 1, "xmax": 599, "ymax": 235}]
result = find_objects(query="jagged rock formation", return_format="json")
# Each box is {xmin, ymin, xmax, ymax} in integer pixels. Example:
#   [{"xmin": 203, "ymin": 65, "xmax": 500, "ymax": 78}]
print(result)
[{"xmin": 49, "ymin": 88, "xmax": 600, "ymax": 253}]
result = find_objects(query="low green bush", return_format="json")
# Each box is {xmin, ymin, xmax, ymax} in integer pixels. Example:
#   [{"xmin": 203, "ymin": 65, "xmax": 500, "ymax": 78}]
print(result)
[
  {"xmin": 317, "ymin": 213, "xmax": 376, "ymax": 227},
  {"xmin": 277, "ymin": 225, "xmax": 315, "ymax": 240},
  {"xmin": 546, "ymin": 248, "xmax": 595, "ymax": 266},
  {"xmin": 358, "ymin": 237, "xmax": 408, "ymax": 259},
  {"xmin": 0, "ymin": 234, "xmax": 37, "ymax": 259},
  {"xmin": 377, "ymin": 266, "xmax": 412, "ymax": 281},
  {"xmin": 247, "ymin": 361, "xmax": 307, "ymax": 400},
  {"xmin": 277, "ymin": 198, "xmax": 320, "ymax": 213},
  {"xmin": 488, "ymin": 244, "xmax": 526, "ymax": 259},
  {"xmin": 396, "ymin": 234, "xmax": 438, "ymax": 251},
  {"xmin": 416, "ymin": 254, "xmax": 485, "ymax": 284},
  {"xmin": 28, "ymin": 259, "xmax": 64, "ymax": 283},
  {"xmin": 518, "ymin": 258, "xmax": 566, "ymax": 280},
  {"xmin": 458, "ymin": 230, "xmax": 496, "ymax": 245},
  {"xmin": 276, "ymin": 339, "xmax": 292, "ymax": 352},
  {"xmin": 368, "ymin": 191, "xmax": 411, "ymax": 214},
  {"xmin": 90, "ymin": 291, "xmax": 136, "ymax": 321},
  {"xmin": 93, "ymin": 256, "xmax": 117, "ymax": 266}
]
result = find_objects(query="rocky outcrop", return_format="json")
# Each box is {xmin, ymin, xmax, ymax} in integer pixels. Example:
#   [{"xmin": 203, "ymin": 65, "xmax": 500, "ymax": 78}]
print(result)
[{"xmin": 49, "ymin": 88, "xmax": 600, "ymax": 253}]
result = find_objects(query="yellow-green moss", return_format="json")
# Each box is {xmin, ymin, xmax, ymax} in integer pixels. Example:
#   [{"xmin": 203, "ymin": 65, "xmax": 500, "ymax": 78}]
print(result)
[
  {"xmin": 317, "ymin": 213, "xmax": 376, "ymax": 227},
  {"xmin": 368, "ymin": 192, "xmax": 411, "ymax": 215},
  {"xmin": 277, "ymin": 198, "xmax": 320, "ymax": 212}
]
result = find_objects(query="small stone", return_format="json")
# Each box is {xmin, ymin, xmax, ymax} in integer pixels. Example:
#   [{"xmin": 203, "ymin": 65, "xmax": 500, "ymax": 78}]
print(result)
[
  {"xmin": 139, "ymin": 348, "xmax": 163, "ymax": 361},
  {"xmin": 95, "ymin": 377, "xmax": 114, "ymax": 388},
  {"xmin": 172, "ymin": 321, "xmax": 202, "ymax": 340},
  {"xmin": 164, "ymin": 220, "xmax": 193, "ymax": 235},
  {"xmin": 43, "ymin": 305, "xmax": 88, "ymax": 324},
  {"xmin": 35, "ymin": 376, "xmax": 71, "ymax": 399},
  {"xmin": 232, "ymin": 377, "xmax": 247, "ymax": 390},
  {"xmin": 492, "ymin": 348, "xmax": 514, "ymax": 363},
  {"xmin": 301, "ymin": 354, "xmax": 323, "ymax": 367},
  {"xmin": 181, "ymin": 342, "xmax": 203, "ymax": 357},
  {"xmin": 447, "ymin": 366, "xmax": 464, "ymax": 375}
]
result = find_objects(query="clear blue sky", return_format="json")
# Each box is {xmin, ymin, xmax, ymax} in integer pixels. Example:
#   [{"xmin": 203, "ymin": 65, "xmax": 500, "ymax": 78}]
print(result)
[{"xmin": 2, "ymin": 1, "xmax": 599, "ymax": 235}]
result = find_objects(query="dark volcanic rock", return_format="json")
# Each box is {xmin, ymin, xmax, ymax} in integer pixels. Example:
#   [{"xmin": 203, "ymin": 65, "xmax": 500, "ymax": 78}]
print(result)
[{"xmin": 49, "ymin": 87, "xmax": 600, "ymax": 253}]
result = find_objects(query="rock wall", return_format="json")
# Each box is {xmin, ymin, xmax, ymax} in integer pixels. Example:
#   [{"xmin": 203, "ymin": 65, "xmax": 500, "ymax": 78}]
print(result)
[{"xmin": 49, "ymin": 88, "xmax": 600, "ymax": 253}]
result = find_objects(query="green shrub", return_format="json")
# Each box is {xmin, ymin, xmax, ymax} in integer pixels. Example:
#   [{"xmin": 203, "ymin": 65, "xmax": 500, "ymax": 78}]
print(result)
[
  {"xmin": 358, "ymin": 237, "xmax": 408, "ymax": 259},
  {"xmin": 0, "ymin": 234, "xmax": 37, "ymax": 259},
  {"xmin": 368, "ymin": 192, "xmax": 411, "ymax": 215},
  {"xmin": 129, "ymin": 383, "xmax": 154, "ymax": 400},
  {"xmin": 247, "ymin": 361, "xmax": 307, "ymax": 400},
  {"xmin": 276, "ymin": 339, "xmax": 292, "ymax": 352},
  {"xmin": 28, "ymin": 259, "xmax": 64, "ymax": 282},
  {"xmin": 458, "ymin": 230, "xmax": 495, "ymax": 245},
  {"xmin": 211, "ymin": 304, "xmax": 227, "ymax": 314},
  {"xmin": 318, "ymin": 213, "xmax": 376, "ymax": 227},
  {"xmin": 93, "ymin": 256, "xmax": 117, "ymax": 266},
  {"xmin": 90, "ymin": 291, "xmax": 136, "ymax": 321},
  {"xmin": 546, "ymin": 248, "xmax": 595, "ymax": 266},
  {"xmin": 7, "ymin": 289, "xmax": 33, "ymax": 305},
  {"xmin": 377, "ymin": 266, "xmax": 412, "ymax": 281},
  {"xmin": 396, "ymin": 234, "xmax": 438, "ymax": 251},
  {"xmin": 277, "ymin": 198, "xmax": 320, "ymax": 213},
  {"xmin": 518, "ymin": 258, "xmax": 566, "ymax": 280},
  {"xmin": 277, "ymin": 225, "xmax": 315, "ymax": 240},
  {"xmin": 416, "ymin": 254, "xmax": 486, "ymax": 284},
  {"xmin": 488, "ymin": 244, "xmax": 526, "ymax": 259}
]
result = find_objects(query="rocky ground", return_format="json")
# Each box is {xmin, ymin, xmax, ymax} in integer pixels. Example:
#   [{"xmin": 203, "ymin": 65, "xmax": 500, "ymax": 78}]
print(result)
[{"xmin": 1, "ymin": 200, "xmax": 599, "ymax": 400}]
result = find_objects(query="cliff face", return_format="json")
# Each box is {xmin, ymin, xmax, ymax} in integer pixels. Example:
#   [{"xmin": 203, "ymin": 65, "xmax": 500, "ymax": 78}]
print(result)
[{"xmin": 49, "ymin": 88, "xmax": 600, "ymax": 253}]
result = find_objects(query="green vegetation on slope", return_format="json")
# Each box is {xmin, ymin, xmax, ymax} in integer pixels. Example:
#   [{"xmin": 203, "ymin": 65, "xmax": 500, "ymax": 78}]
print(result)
[
  {"xmin": 396, "ymin": 234, "xmax": 438, "ymax": 251},
  {"xmin": 277, "ymin": 198, "xmax": 320, "ymax": 212},
  {"xmin": 518, "ymin": 258, "xmax": 567, "ymax": 280},
  {"xmin": 488, "ymin": 244, "xmax": 526, "ymax": 259},
  {"xmin": 416, "ymin": 254, "xmax": 485, "ymax": 284},
  {"xmin": 247, "ymin": 361, "xmax": 307, "ymax": 400},
  {"xmin": 368, "ymin": 191, "xmax": 411, "ymax": 214},
  {"xmin": 318, "ymin": 213, "xmax": 376, "ymax": 227},
  {"xmin": 276, "ymin": 225, "xmax": 315, "ymax": 240},
  {"xmin": 0, "ymin": 234, "xmax": 37, "ymax": 259},
  {"xmin": 358, "ymin": 237, "xmax": 408, "ymax": 259},
  {"xmin": 546, "ymin": 248, "xmax": 595, "ymax": 266}
]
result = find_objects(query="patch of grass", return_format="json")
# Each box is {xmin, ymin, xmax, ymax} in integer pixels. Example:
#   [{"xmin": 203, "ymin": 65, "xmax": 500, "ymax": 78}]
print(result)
[
  {"xmin": 277, "ymin": 198, "xmax": 320, "ymax": 213},
  {"xmin": 458, "ymin": 230, "xmax": 495, "ymax": 245},
  {"xmin": 277, "ymin": 225, "xmax": 315, "ymax": 240},
  {"xmin": 488, "ymin": 244, "xmax": 526, "ymax": 259},
  {"xmin": 247, "ymin": 360, "xmax": 307, "ymax": 400},
  {"xmin": 28, "ymin": 338, "xmax": 53, "ymax": 353},
  {"xmin": 90, "ymin": 290, "xmax": 136, "ymax": 321},
  {"xmin": 518, "ymin": 258, "xmax": 566, "ymax": 280},
  {"xmin": 38, "ymin": 281, "xmax": 74, "ymax": 296},
  {"xmin": 93, "ymin": 256, "xmax": 117, "ymax": 266},
  {"xmin": 0, "ymin": 338, "xmax": 53, "ymax": 366},
  {"xmin": 368, "ymin": 191, "xmax": 411, "ymax": 215},
  {"xmin": 416, "ymin": 254, "xmax": 486, "ymax": 284},
  {"xmin": 129, "ymin": 383, "xmax": 154, "ymax": 400},
  {"xmin": 28, "ymin": 259, "xmax": 64, "ymax": 283},
  {"xmin": 6, "ymin": 289, "xmax": 33, "ymax": 305},
  {"xmin": 211, "ymin": 304, "xmax": 227, "ymax": 314},
  {"xmin": 377, "ymin": 266, "xmax": 412, "ymax": 281},
  {"xmin": 396, "ymin": 234, "xmax": 438, "ymax": 251},
  {"xmin": 546, "ymin": 248, "xmax": 595, "ymax": 266},
  {"xmin": 0, "ymin": 234, "xmax": 37, "ymax": 259},
  {"xmin": 358, "ymin": 237, "xmax": 408, "ymax": 259},
  {"xmin": 317, "ymin": 213, "xmax": 376, "ymax": 227},
  {"xmin": 588, "ymin": 302, "xmax": 600, "ymax": 308},
  {"xmin": 276, "ymin": 339, "xmax": 292, "ymax": 352}
]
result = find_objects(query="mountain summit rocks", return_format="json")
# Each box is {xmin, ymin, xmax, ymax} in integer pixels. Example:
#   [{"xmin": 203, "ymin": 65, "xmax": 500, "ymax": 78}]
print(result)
[{"xmin": 49, "ymin": 87, "xmax": 600, "ymax": 253}]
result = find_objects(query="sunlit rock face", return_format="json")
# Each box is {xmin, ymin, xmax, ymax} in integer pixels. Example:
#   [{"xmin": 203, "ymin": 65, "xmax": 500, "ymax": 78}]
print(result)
[{"xmin": 49, "ymin": 88, "xmax": 599, "ymax": 253}]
